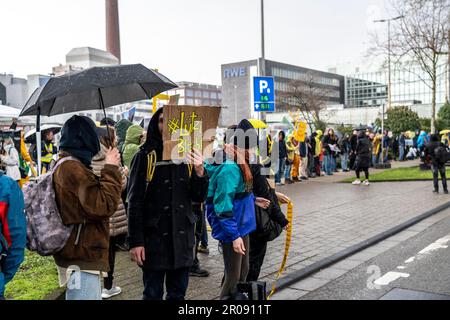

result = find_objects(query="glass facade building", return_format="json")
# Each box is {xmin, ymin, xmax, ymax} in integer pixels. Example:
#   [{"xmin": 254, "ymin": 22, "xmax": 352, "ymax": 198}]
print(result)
[{"xmin": 167, "ymin": 81, "xmax": 222, "ymax": 107}]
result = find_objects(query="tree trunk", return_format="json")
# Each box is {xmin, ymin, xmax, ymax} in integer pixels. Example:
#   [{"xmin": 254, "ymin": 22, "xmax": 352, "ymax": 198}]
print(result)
[{"xmin": 431, "ymin": 79, "xmax": 436, "ymax": 133}]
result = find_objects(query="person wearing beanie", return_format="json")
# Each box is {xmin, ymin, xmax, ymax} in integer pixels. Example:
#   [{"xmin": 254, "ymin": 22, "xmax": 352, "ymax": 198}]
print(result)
[
  {"xmin": 52, "ymin": 115, "xmax": 122, "ymax": 300},
  {"xmin": 205, "ymin": 119, "xmax": 270, "ymax": 300}
]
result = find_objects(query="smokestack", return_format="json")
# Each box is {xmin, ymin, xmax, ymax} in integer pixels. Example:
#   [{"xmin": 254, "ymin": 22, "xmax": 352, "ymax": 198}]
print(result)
[{"xmin": 105, "ymin": 0, "xmax": 121, "ymax": 63}]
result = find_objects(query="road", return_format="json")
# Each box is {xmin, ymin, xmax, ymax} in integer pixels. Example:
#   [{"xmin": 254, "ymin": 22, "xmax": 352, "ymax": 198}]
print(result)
[{"xmin": 274, "ymin": 207, "xmax": 450, "ymax": 300}]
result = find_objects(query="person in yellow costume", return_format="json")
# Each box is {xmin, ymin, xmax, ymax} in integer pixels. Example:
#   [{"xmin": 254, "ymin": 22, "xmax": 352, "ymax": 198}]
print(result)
[
  {"xmin": 285, "ymin": 134, "xmax": 297, "ymax": 184},
  {"xmin": 372, "ymin": 130, "xmax": 382, "ymax": 166},
  {"xmin": 18, "ymin": 132, "xmax": 36, "ymax": 188},
  {"xmin": 290, "ymin": 136, "xmax": 301, "ymax": 182}
]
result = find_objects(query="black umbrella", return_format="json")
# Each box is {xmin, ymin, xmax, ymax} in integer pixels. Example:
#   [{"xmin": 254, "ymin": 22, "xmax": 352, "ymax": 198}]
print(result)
[{"xmin": 19, "ymin": 63, "xmax": 177, "ymax": 174}]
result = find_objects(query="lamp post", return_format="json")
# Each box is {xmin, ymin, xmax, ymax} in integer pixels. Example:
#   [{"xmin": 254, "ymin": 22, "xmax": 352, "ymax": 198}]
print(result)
[{"xmin": 374, "ymin": 15, "xmax": 404, "ymax": 167}]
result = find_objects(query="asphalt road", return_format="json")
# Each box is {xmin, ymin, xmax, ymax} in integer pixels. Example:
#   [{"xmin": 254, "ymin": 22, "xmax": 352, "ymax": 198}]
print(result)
[{"xmin": 300, "ymin": 211, "xmax": 450, "ymax": 300}]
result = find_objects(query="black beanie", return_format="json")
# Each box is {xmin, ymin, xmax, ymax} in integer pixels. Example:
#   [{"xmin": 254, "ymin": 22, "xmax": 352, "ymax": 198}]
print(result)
[{"xmin": 232, "ymin": 119, "xmax": 258, "ymax": 149}]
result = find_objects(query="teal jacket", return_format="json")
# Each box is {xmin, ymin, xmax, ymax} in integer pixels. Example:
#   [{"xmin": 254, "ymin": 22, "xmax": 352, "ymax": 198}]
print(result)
[{"xmin": 205, "ymin": 160, "xmax": 256, "ymax": 243}]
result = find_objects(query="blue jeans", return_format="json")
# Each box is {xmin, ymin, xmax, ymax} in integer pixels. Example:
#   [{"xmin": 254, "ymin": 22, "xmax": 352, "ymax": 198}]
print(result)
[
  {"xmin": 275, "ymin": 158, "xmax": 286, "ymax": 183},
  {"xmin": 372, "ymin": 154, "xmax": 379, "ymax": 166},
  {"xmin": 341, "ymin": 153, "xmax": 349, "ymax": 171},
  {"xmin": 399, "ymin": 146, "xmax": 405, "ymax": 161},
  {"xmin": 285, "ymin": 162, "xmax": 292, "ymax": 180},
  {"xmin": 324, "ymin": 154, "xmax": 333, "ymax": 175},
  {"xmin": 331, "ymin": 156, "xmax": 337, "ymax": 172},
  {"xmin": 65, "ymin": 271, "xmax": 102, "ymax": 300},
  {"xmin": 142, "ymin": 267, "xmax": 189, "ymax": 300}
]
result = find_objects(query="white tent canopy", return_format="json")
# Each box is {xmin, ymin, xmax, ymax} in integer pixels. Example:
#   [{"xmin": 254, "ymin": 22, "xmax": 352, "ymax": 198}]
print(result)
[{"xmin": 0, "ymin": 104, "xmax": 21, "ymax": 118}]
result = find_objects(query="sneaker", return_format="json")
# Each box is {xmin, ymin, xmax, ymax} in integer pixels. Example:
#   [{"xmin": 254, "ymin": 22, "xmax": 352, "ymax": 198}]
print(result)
[
  {"xmin": 444, "ymin": 190, "xmax": 449, "ymax": 194},
  {"xmin": 275, "ymin": 182, "xmax": 284, "ymax": 186},
  {"xmin": 198, "ymin": 245, "xmax": 209, "ymax": 255},
  {"xmin": 102, "ymin": 287, "xmax": 122, "ymax": 299},
  {"xmin": 363, "ymin": 180, "xmax": 370, "ymax": 186},
  {"xmin": 352, "ymin": 179, "xmax": 362, "ymax": 185},
  {"xmin": 286, "ymin": 179, "xmax": 294, "ymax": 184},
  {"xmin": 189, "ymin": 265, "xmax": 210, "ymax": 277},
  {"xmin": 300, "ymin": 176, "xmax": 309, "ymax": 180},
  {"xmin": 433, "ymin": 189, "xmax": 439, "ymax": 194}
]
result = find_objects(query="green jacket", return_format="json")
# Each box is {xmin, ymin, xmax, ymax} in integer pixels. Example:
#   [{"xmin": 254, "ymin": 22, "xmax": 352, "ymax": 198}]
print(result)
[{"xmin": 122, "ymin": 125, "xmax": 144, "ymax": 168}]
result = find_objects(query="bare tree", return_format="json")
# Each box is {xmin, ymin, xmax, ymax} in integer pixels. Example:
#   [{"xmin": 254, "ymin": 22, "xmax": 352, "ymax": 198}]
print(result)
[
  {"xmin": 279, "ymin": 72, "xmax": 334, "ymax": 130},
  {"xmin": 371, "ymin": 0, "xmax": 449, "ymax": 133}
]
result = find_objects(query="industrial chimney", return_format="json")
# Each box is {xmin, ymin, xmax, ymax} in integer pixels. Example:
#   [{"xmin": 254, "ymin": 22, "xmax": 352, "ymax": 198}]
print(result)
[{"xmin": 105, "ymin": 0, "xmax": 121, "ymax": 63}]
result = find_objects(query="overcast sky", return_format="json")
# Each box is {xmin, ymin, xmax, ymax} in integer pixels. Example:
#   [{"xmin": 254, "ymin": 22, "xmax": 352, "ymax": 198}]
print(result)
[{"xmin": 0, "ymin": 0, "xmax": 389, "ymax": 85}]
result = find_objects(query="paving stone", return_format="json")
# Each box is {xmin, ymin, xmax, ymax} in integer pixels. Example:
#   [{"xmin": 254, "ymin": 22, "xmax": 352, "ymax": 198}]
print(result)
[
  {"xmin": 270, "ymin": 288, "xmax": 309, "ymax": 300},
  {"xmin": 289, "ymin": 277, "xmax": 330, "ymax": 291}
]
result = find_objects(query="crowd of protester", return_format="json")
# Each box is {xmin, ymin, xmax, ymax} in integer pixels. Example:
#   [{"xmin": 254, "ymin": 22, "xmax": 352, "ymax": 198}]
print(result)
[{"xmin": 2, "ymin": 111, "xmax": 450, "ymax": 301}]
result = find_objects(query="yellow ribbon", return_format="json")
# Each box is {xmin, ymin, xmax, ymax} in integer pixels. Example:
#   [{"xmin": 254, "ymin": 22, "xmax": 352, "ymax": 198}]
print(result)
[{"xmin": 267, "ymin": 201, "xmax": 293, "ymax": 299}]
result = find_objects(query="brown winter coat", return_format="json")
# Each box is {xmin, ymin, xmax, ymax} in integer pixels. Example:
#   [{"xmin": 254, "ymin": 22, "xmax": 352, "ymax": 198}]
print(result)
[
  {"xmin": 53, "ymin": 151, "xmax": 122, "ymax": 272},
  {"xmin": 91, "ymin": 145, "xmax": 128, "ymax": 237}
]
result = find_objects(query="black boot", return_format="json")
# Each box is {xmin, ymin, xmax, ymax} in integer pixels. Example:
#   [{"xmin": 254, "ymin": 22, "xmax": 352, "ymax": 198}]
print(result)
[{"xmin": 189, "ymin": 265, "xmax": 210, "ymax": 277}]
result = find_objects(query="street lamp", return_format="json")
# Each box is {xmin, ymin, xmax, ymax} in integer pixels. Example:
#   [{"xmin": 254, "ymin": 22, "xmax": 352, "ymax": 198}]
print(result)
[{"xmin": 374, "ymin": 15, "xmax": 404, "ymax": 168}]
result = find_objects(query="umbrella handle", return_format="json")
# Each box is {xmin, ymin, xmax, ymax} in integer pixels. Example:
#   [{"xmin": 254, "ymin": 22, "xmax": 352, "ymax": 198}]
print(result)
[{"xmin": 99, "ymin": 88, "xmax": 113, "ymax": 146}]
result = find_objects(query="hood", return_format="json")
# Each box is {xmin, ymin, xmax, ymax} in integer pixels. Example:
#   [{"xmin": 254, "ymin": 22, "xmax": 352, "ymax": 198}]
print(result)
[
  {"xmin": 59, "ymin": 115, "xmax": 100, "ymax": 167},
  {"xmin": 141, "ymin": 107, "xmax": 164, "ymax": 160},
  {"xmin": 115, "ymin": 119, "xmax": 133, "ymax": 144},
  {"xmin": 316, "ymin": 130, "xmax": 323, "ymax": 138},
  {"xmin": 420, "ymin": 131, "xmax": 427, "ymax": 137},
  {"xmin": 92, "ymin": 143, "xmax": 109, "ymax": 162},
  {"xmin": 125, "ymin": 124, "xmax": 144, "ymax": 145}
]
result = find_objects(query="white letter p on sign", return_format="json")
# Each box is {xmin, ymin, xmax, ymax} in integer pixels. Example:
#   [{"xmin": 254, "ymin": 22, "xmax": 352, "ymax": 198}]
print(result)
[{"xmin": 259, "ymin": 80, "xmax": 269, "ymax": 94}]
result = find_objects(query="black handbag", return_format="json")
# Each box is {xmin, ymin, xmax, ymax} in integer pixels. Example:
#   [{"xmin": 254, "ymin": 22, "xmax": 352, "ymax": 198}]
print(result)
[{"xmin": 254, "ymin": 186, "xmax": 283, "ymax": 242}]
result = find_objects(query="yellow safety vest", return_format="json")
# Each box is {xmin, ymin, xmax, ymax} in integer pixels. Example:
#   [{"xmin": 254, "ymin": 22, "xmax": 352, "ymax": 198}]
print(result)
[{"xmin": 42, "ymin": 143, "xmax": 54, "ymax": 164}]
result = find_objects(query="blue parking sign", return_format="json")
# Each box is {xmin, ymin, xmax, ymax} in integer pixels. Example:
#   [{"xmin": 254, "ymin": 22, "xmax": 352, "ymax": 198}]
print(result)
[{"xmin": 253, "ymin": 76, "xmax": 275, "ymax": 112}]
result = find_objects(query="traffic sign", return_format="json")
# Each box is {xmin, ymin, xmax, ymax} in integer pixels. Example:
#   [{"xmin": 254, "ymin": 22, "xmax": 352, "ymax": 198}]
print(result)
[{"xmin": 253, "ymin": 76, "xmax": 275, "ymax": 112}]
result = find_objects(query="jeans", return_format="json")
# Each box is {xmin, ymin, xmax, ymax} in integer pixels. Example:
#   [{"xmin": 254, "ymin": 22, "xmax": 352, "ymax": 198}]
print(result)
[
  {"xmin": 142, "ymin": 267, "xmax": 190, "ymax": 300},
  {"xmin": 340, "ymin": 153, "xmax": 348, "ymax": 171},
  {"xmin": 275, "ymin": 157, "xmax": 286, "ymax": 183},
  {"xmin": 200, "ymin": 214, "xmax": 208, "ymax": 248},
  {"xmin": 432, "ymin": 164, "xmax": 448, "ymax": 192},
  {"xmin": 399, "ymin": 146, "xmax": 405, "ymax": 161},
  {"xmin": 247, "ymin": 235, "xmax": 268, "ymax": 282},
  {"xmin": 285, "ymin": 162, "xmax": 292, "ymax": 180},
  {"xmin": 324, "ymin": 154, "xmax": 333, "ymax": 175},
  {"xmin": 66, "ymin": 271, "xmax": 102, "ymax": 300},
  {"xmin": 331, "ymin": 156, "xmax": 337, "ymax": 172}
]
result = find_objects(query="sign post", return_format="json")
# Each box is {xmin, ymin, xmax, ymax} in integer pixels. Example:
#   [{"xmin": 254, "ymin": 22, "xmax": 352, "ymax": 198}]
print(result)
[{"xmin": 253, "ymin": 76, "xmax": 275, "ymax": 113}]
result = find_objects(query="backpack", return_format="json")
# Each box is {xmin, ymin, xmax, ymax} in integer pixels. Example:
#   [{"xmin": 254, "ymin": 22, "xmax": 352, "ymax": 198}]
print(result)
[
  {"xmin": 0, "ymin": 201, "xmax": 9, "ymax": 269},
  {"xmin": 237, "ymin": 281, "xmax": 267, "ymax": 300},
  {"xmin": 434, "ymin": 146, "xmax": 450, "ymax": 164},
  {"xmin": 23, "ymin": 157, "xmax": 78, "ymax": 256}
]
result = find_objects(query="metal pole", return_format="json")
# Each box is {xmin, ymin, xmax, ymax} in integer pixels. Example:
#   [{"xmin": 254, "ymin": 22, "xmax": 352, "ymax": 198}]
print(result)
[
  {"xmin": 36, "ymin": 107, "xmax": 42, "ymax": 176},
  {"xmin": 261, "ymin": 0, "xmax": 265, "ymax": 61}
]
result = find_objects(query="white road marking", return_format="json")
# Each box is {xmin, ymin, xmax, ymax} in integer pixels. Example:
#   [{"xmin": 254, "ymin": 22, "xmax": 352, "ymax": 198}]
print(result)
[
  {"xmin": 397, "ymin": 266, "xmax": 406, "ymax": 269},
  {"xmin": 418, "ymin": 235, "xmax": 450, "ymax": 255},
  {"xmin": 405, "ymin": 257, "xmax": 415, "ymax": 263},
  {"xmin": 374, "ymin": 272, "xmax": 410, "ymax": 286}
]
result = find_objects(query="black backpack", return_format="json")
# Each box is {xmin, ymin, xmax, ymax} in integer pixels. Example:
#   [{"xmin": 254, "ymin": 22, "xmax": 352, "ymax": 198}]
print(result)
[
  {"xmin": 434, "ymin": 146, "xmax": 450, "ymax": 164},
  {"xmin": 237, "ymin": 281, "xmax": 267, "ymax": 300}
]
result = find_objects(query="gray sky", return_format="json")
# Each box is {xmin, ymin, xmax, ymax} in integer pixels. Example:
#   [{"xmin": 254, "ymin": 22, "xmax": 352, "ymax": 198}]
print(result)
[{"xmin": 0, "ymin": 0, "xmax": 389, "ymax": 85}]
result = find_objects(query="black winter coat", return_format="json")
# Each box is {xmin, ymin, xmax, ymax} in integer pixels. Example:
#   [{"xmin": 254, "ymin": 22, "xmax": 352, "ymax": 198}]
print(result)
[
  {"xmin": 355, "ymin": 136, "xmax": 371, "ymax": 169},
  {"xmin": 127, "ymin": 150, "xmax": 208, "ymax": 271},
  {"xmin": 425, "ymin": 141, "xmax": 447, "ymax": 166}
]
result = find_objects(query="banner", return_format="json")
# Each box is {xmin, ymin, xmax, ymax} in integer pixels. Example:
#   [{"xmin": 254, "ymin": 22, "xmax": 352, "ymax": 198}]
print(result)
[{"xmin": 162, "ymin": 105, "xmax": 221, "ymax": 161}]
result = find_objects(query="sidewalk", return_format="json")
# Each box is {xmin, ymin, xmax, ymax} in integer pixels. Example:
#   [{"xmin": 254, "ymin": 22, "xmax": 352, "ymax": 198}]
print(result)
[{"xmin": 111, "ymin": 159, "xmax": 450, "ymax": 300}]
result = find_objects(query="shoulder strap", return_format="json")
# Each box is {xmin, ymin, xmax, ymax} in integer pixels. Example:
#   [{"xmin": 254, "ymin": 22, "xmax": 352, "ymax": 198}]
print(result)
[
  {"xmin": 52, "ymin": 156, "xmax": 79, "ymax": 173},
  {"xmin": 146, "ymin": 151, "xmax": 157, "ymax": 183}
]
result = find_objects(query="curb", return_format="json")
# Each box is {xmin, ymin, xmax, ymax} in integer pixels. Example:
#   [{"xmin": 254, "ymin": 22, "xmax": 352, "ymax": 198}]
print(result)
[{"xmin": 272, "ymin": 199, "xmax": 450, "ymax": 294}]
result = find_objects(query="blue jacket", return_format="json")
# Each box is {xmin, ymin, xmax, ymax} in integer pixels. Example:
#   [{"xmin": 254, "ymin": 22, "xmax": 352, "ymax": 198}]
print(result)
[
  {"xmin": 417, "ymin": 132, "xmax": 428, "ymax": 149},
  {"xmin": 0, "ymin": 172, "xmax": 26, "ymax": 297},
  {"xmin": 205, "ymin": 160, "xmax": 256, "ymax": 243}
]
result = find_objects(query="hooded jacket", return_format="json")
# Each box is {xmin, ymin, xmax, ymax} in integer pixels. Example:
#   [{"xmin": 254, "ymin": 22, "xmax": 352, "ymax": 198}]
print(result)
[
  {"xmin": 0, "ymin": 171, "xmax": 26, "ymax": 297},
  {"xmin": 114, "ymin": 119, "xmax": 133, "ymax": 154},
  {"xmin": 127, "ymin": 107, "xmax": 208, "ymax": 270},
  {"xmin": 417, "ymin": 131, "xmax": 428, "ymax": 149},
  {"xmin": 53, "ymin": 115, "xmax": 122, "ymax": 272},
  {"xmin": 286, "ymin": 135, "xmax": 297, "ymax": 162},
  {"xmin": 0, "ymin": 142, "xmax": 21, "ymax": 181},
  {"xmin": 122, "ymin": 124, "xmax": 144, "ymax": 169}
]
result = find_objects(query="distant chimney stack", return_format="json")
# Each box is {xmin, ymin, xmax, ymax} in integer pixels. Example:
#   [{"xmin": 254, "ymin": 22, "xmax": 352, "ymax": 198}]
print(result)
[{"xmin": 105, "ymin": 0, "xmax": 121, "ymax": 63}]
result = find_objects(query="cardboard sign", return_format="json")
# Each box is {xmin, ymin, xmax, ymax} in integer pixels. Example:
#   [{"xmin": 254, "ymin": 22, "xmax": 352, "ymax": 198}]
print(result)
[{"xmin": 162, "ymin": 105, "xmax": 221, "ymax": 160}]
